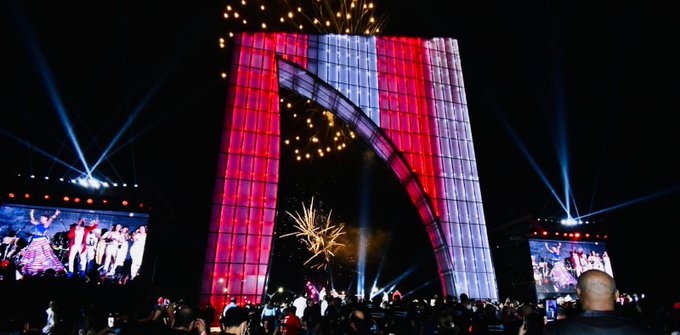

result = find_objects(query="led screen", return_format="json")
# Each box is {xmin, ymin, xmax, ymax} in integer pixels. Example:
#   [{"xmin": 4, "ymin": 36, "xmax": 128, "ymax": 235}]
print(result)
[
  {"xmin": 528, "ymin": 238, "xmax": 613, "ymax": 299},
  {"xmin": 0, "ymin": 203, "xmax": 149, "ymax": 283}
]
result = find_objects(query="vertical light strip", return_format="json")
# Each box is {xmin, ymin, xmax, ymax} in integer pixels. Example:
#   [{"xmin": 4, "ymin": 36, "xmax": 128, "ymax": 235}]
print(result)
[
  {"xmin": 422, "ymin": 38, "xmax": 498, "ymax": 299},
  {"xmin": 202, "ymin": 32, "xmax": 308, "ymax": 309},
  {"xmin": 310, "ymin": 35, "xmax": 381, "ymax": 126},
  {"xmin": 376, "ymin": 36, "xmax": 454, "ymax": 295}
]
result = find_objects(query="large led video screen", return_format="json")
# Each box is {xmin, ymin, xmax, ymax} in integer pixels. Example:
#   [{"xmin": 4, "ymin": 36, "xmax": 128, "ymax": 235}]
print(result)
[
  {"xmin": 0, "ymin": 203, "xmax": 149, "ymax": 283},
  {"xmin": 529, "ymin": 238, "xmax": 614, "ymax": 299}
]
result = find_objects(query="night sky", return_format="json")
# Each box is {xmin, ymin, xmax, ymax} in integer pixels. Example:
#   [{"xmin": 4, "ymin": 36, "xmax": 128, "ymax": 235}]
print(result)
[{"xmin": 2, "ymin": 0, "xmax": 678, "ymax": 305}]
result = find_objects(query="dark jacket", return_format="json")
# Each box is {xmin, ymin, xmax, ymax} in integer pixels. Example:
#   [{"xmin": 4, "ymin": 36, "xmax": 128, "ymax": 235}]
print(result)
[{"xmin": 543, "ymin": 310, "xmax": 657, "ymax": 335}]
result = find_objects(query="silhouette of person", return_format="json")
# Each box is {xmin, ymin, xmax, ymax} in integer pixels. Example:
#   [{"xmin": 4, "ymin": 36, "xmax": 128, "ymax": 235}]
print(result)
[{"xmin": 544, "ymin": 269, "xmax": 655, "ymax": 334}]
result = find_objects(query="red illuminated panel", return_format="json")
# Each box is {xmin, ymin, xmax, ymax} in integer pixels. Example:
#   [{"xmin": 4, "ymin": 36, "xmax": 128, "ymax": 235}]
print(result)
[
  {"xmin": 203, "ymin": 32, "xmax": 307, "ymax": 309},
  {"xmin": 376, "ymin": 37, "xmax": 439, "ymax": 215},
  {"xmin": 206, "ymin": 32, "xmax": 498, "ymax": 307}
]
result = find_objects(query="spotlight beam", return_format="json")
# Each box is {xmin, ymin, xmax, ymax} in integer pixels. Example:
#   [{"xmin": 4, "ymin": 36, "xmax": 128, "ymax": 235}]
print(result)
[
  {"xmin": 370, "ymin": 265, "xmax": 420, "ymax": 299},
  {"xmin": 551, "ymin": 71, "xmax": 575, "ymax": 220},
  {"xmin": 0, "ymin": 129, "xmax": 86, "ymax": 175},
  {"xmin": 568, "ymin": 187, "xmax": 582, "ymax": 220},
  {"xmin": 472, "ymin": 81, "xmax": 568, "ymax": 214},
  {"xmin": 89, "ymin": 78, "xmax": 164, "ymax": 173},
  {"xmin": 104, "ymin": 81, "xmax": 205, "ymax": 159},
  {"xmin": 574, "ymin": 186, "xmax": 679, "ymax": 220},
  {"xmin": 91, "ymin": 59, "xmax": 192, "ymax": 174},
  {"xmin": 402, "ymin": 279, "xmax": 437, "ymax": 298},
  {"xmin": 370, "ymin": 235, "xmax": 392, "ymax": 296},
  {"xmin": 14, "ymin": 14, "xmax": 91, "ymax": 175},
  {"xmin": 357, "ymin": 159, "xmax": 371, "ymax": 298}
]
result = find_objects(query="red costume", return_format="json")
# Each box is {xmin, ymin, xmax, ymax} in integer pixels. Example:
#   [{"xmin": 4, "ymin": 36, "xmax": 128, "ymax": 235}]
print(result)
[{"xmin": 68, "ymin": 219, "xmax": 98, "ymax": 253}]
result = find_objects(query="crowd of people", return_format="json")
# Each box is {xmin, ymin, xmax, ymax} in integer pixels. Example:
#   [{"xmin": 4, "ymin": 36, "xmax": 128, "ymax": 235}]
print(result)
[{"xmin": 0, "ymin": 269, "xmax": 678, "ymax": 335}]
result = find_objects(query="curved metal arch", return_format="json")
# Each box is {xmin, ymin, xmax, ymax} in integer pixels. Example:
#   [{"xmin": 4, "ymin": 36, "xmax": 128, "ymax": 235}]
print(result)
[{"xmin": 276, "ymin": 55, "xmax": 454, "ymax": 293}]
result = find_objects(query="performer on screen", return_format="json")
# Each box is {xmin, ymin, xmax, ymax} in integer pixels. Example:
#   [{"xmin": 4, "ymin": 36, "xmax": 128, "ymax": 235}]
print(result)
[
  {"xmin": 20, "ymin": 209, "xmax": 65, "ymax": 275},
  {"xmin": 85, "ymin": 227, "xmax": 99, "ymax": 272},
  {"xmin": 544, "ymin": 242, "xmax": 577, "ymax": 290},
  {"xmin": 101, "ymin": 224, "xmax": 124, "ymax": 276},
  {"xmin": 570, "ymin": 247, "xmax": 583, "ymax": 277},
  {"xmin": 129, "ymin": 225, "xmax": 147, "ymax": 280},
  {"xmin": 1, "ymin": 231, "xmax": 19, "ymax": 260},
  {"xmin": 602, "ymin": 251, "xmax": 613, "ymax": 277},
  {"xmin": 66, "ymin": 218, "xmax": 98, "ymax": 274}
]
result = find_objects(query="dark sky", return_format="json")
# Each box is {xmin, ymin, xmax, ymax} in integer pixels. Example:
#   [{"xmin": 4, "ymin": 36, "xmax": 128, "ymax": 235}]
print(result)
[{"xmin": 2, "ymin": 0, "xmax": 678, "ymax": 304}]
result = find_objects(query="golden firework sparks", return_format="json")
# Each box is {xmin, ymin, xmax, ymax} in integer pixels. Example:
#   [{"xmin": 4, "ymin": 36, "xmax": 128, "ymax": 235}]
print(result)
[
  {"xmin": 281, "ymin": 197, "xmax": 346, "ymax": 269},
  {"xmin": 221, "ymin": 0, "xmax": 389, "ymax": 36},
  {"xmin": 280, "ymin": 91, "xmax": 356, "ymax": 162}
]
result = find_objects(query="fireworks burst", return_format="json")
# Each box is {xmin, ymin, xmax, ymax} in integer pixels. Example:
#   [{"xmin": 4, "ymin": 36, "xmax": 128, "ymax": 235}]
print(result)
[
  {"xmin": 219, "ymin": 2, "xmax": 386, "ymax": 157},
  {"xmin": 221, "ymin": 0, "xmax": 389, "ymax": 36},
  {"xmin": 280, "ymin": 90, "xmax": 357, "ymax": 161},
  {"xmin": 281, "ymin": 197, "xmax": 346, "ymax": 269}
]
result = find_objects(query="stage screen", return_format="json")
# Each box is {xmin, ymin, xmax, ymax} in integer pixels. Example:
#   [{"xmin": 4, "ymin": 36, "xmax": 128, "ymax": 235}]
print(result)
[
  {"xmin": 529, "ymin": 238, "xmax": 614, "ymax": 299},
  {"xmin": 0, "ymin": 203, "xmax": 149, "ymax": 283}
]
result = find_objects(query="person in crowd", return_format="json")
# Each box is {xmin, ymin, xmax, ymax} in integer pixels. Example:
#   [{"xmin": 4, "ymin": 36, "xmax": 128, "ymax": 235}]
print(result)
[
  {"xmin": 261, "ymin": 300, "xmax": 279, "ymax": 335},
  {"xmin": 221, "ymin": 306, "xmax": 251, "ymax": 335},
  {"xmin": 318, "ymin": 287, "xmax": 327, "ymax": 303},
  {"xmin": 137, "ymin": 296, "xmax": 177, "ymax": 332},
  {"xmin": 292, "ymin": 294, "xmax": 307, "ymax": 320},
  {"xmin": 518, "ymin": 312, "xmax": 543, "ymax": 335},
  {"xmin": 543, "ymin": 269, "xmax": 656, "ymax": 334},
  {"xmin": 471, "ymin": 303, "xmax": 504, "ymax": 334},
  {"xmin": 171, "ymin": 304, "xmax": 207, "ymax": 335},
  {"xmin": 67, "ymin": 218, "xmax": 98, "ymax": 275},
  {"xmin": 20, "ymin": 209, "xmax": 64, "ymax": 275},
  {"xmin": 435, "ymin": 307, "xmax": 460, "ymax": 335},
  {"xmin": 392, "ymin": 290, "xmax": 402, "ymax": 302},
  {"xmin": 348, "ymin": 309, "xmax": 372, "ymax": 335},
  {"xmin": 302, "ymin": 298, "xmax": 320, "ymax": 334},
  {"xmin": 278, "ymin": 306, "xmax": 301, "ymax": 335},
  {"xmin": 41, "ymin": 300, "xmax": 59, "ymax": 335},
  {"xmin": 452, "ymin": 293, "xmax": 473, "ymax": 335},
  {"xmin": 223, "ymin": 297, "xmax": 238, "ymax": 318}
]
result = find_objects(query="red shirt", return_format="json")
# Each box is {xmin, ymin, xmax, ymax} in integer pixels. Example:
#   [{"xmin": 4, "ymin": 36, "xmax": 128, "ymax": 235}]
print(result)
[{"xmin": 281, "ymin": 313, "xmax": 301, "ymax": 335}]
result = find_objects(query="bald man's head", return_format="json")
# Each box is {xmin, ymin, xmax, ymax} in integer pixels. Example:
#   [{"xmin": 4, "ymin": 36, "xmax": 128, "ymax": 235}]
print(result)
[{"xmin": 576, "ymin": 269, "xmax": 618, "ymax": 311}]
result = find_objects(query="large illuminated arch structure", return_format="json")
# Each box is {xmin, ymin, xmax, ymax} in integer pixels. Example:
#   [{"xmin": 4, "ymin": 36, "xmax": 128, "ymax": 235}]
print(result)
[{"xmin": 202, "ymin": 33, "xmax": 497, "ymax": 307}]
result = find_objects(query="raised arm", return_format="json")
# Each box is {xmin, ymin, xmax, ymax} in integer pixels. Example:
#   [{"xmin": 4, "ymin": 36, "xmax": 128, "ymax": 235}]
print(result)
[
  {"xmin": 29, "ymin": 209, "xmax": 39, "ymax": 225},
  {"xmin": 544, "ymin": 242, "xmax": 552, "ymax": 253},
  {"xmin": 86, "ymin": 219, "xmax": 99, "ymax": 232},
  {"xmin": 44, "ymin": 209, "xmax": 60, "ymax": 227}
]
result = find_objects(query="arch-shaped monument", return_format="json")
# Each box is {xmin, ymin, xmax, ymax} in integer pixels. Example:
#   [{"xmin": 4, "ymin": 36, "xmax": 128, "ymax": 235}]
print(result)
[{"xmin": 201, "ymin": 33, "xmax": 498, "ymax": 307}]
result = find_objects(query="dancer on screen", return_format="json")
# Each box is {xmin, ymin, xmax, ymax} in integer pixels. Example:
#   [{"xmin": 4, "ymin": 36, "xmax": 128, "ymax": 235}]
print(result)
[
  {"xmin": 67, "ymin": 218, "xmax": 98, "ymax": 274},
  {"xmin": 20, "ymin": 209, "xmax": 65, "ymax": 275},
  {"xmin": 544, "ymin": 242, "xmax": 577, "ymax": 290},
  {"xmin": 129, "ymin": 225, "xmax": 147, "ymax": 280},
  {"xmin": 101, "ymin": 224, "xmax": 124, "ymax": 276}
]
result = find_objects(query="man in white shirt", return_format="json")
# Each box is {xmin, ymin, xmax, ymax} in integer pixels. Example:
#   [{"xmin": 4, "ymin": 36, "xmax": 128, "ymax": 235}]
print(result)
[{"xmin": 292, "ymin": 294, "xmax": 307, "ymax": 319}]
